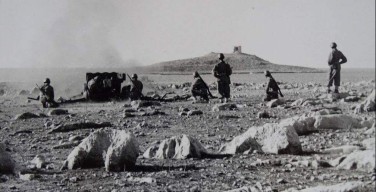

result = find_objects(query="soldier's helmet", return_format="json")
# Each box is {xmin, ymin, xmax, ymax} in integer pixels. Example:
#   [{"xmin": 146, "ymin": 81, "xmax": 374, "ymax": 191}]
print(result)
[
  {"xmin": 193, "ymin": 71, "xmax": 199, "ymax": 78},
  {"xmin": 218, "ymin": 53, "xmax": 225, "ymax": 60},
  {"xmin": 331, "ymin": 42, "xmax": 337, "ymax": 48},
  {"xmin": 44, "ymin": 78, "xmax": 51, "ymax": 84},
  {"xmin": 264, "ymin": 70, "xmax": 271, "ymax": 77},
  {"xmin": 132, "ymin": 74, "xmax": 138, "ymax": 79}
]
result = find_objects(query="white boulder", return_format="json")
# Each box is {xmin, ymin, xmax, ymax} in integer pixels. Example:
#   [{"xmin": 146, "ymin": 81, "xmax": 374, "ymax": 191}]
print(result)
[
  {"xmin": 314, "ymin": 114, "xmax": 362, "ymax": 129},
  {"xmin": 61, "ymin": 129, "xmax": 139, "ymax": 172},
  {"xmin": 143, "ymin": 135, "xmax": 208, "ymax": 159}
]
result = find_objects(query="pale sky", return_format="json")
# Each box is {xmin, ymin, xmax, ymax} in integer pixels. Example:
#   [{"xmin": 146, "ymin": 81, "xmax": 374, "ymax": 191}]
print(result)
[{"xmin": 0, "ymin": 0, "xmax": 374, "ymax": 68}]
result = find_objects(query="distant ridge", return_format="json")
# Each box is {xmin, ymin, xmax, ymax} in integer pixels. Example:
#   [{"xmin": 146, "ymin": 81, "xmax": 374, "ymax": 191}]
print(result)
[{"xmin": 142, "ymin": 52, "xmax": 322, "ymax": 73}]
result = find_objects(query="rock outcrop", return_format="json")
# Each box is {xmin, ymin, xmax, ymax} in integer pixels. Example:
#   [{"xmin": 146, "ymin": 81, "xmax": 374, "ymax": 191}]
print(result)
[
  {"xmin": 354, "ymin": 89, "xmax": 375, "ymax": 113},
  {"xmin": 61, "ymin": 129, "xmax": 139, "ymax": 172},
  {"xmin": 220, "ymin": 123, "xmax": 302, "ymax": 155},
  {"xmin": 314, "ymin": 114, "xmax": 362, "ymax": 129},
  {"xmin": 143, "ymin": 135, "xmax": 208, "ymax": 159}
]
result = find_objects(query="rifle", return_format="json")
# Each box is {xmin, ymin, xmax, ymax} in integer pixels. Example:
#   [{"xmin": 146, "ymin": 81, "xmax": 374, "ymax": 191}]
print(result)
[
  {"xmin": 36, "ymin": 84, "xmax": 46, "ymax": 95},
  {"xmin": 27, "ymin": 97, "xmax": 39, "ymax": 101},
  {"xmin": 127, "ymin": 74, "xmax": 144, "ymax": 98},
  {"xmin": 274, "ymin": 78, "xmax": 284, "ymax": 97},
  {"xmin": 196, "ymin": 72, "xmax": 217, "ymax": 99}
]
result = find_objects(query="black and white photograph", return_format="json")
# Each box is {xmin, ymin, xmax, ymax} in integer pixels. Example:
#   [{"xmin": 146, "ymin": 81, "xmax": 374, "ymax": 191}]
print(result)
[{"xmin": 0, "ymin": 0, "xmax": 375, "ymax": 191}]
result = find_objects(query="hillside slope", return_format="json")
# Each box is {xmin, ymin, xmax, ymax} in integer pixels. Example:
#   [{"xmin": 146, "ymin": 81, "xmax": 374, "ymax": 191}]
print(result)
[{"xmin": 144, "ymin": 52, "xmax": 321, "ymax": 73}]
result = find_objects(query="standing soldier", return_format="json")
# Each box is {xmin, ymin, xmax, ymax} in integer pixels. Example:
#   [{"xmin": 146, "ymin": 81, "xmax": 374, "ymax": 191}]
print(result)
[
  {"xmin": 39, "ymin": 78, "xmax": 57, "ymax": 108},
  {"xmin": 327, "ymin": 42, "xmax": 347, "ymax": 93},
  {"xmin": 212, "ymin": 53, "xmax": 232, "ymax": 103},
  {"xmin": 264, "ymin": 70, "xmax": 283, "ymax": 101},
  {"xmin": 191, "ymin": 71, "xmax": 209, "ymax": 102},
  {"xmin": 129, "ymin": 74, "xmax": 143, "ymax": 101}
]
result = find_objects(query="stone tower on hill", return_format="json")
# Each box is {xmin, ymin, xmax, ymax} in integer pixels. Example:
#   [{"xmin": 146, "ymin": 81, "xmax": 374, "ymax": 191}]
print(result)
[{"xmin": 233, "ymin": 46, "xmax": 242, "ymax": 53}]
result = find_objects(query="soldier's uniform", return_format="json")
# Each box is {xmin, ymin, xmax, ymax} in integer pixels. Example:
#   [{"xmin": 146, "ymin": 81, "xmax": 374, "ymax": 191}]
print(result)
[
  {"xmin": 191, "ymin": 73, "xmax": 209, "ymax": 101},
  {"xmin": 212, "ymin": 54, "xmax": 232, "ymax": 101},
  {"xmin": 264, "ymin": 77, "xmax": 279, "ymax": 101},
  {"xmin": 327, "ymin": 42, "xmax": 347, "ymax": 93},
  {"xmin": 130, "ymin": 74, "xmax": 143, "ymax": 101},
  {"xmin": 39, "ymin": 78, "xmax": 57, "ymax": 108}
]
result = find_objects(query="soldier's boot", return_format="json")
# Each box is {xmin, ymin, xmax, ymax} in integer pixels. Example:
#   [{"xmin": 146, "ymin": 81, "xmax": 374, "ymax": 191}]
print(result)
[
  {"xmin": 327, "ymin": 87, "xmax": 331, "ymax": 93},
  {"xmin": 334, "ymin": 86, "xmax": 339, "ymax": 93}
]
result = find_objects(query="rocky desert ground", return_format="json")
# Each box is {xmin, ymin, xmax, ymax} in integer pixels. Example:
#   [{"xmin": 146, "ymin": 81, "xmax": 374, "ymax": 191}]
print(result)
[{"xmin": 0, "ymin": 73, "xmax": 375, "ymax": 192}]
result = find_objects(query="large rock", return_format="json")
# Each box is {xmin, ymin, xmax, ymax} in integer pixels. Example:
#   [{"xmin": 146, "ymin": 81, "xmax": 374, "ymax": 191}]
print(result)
[
  {"xmin": 219, "ymin": 132, "xmax": 261, "ymax": 154},
  {"xmin": 354, "ymin": 89, "xmax": 375, "ymax": 113},
  {"xmin": 48, "ymin": 122, "xmax": 112, "ymax": 133},
  {"xmin": 279, "ymin": 115, "xmax": 316, "ymax": 135},
  {"xmin": 143, "ymin": 135, "xmax": 208, "ymax": 159},
  {"xmin": 335, "ymin": 150, "xmax": 375, "ymax": 172},
  {"xmin": 0, "ymin": 143, "xmax": 15, "ymax": 174},
  {"xmin": 14, "ymin": 112, "xmax": 40, "ymax": 120},
  {"xmin": 314, "ymin": 114, "xmax": 362, "ymax": 129},
  {"xmin": 283, "ymin": 181, "xmax": 365, "ymax": 192},
  {"xmin": 212, "ymin": 103, "xmax": 238, "ymax": 111},
  {"xmin": 321, "ymin": 145, "xmax": 361, "ymax": 155},
  {"xmin": 61, "ymin": 129, "xmax": 139, "ymax": 172},
  {"xmin": 220, "ymin": 123, "xmax": 302, "ymax": 155}
]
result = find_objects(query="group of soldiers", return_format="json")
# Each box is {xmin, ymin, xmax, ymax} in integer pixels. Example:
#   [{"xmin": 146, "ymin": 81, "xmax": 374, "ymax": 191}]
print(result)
[{"xmin": 33, "ymin": 42, "xmax": 346, "ymax": 108}]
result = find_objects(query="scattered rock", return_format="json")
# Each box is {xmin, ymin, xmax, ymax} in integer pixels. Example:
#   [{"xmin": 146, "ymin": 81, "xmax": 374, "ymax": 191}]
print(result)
[
  {"xmin": 219, "ymin": 132, "xmax": 261, "ymax": 154},
  {"xmin": 0, "ymin": 143, "xmax": 15, "ymax": 174},
  {"xmin": 212, "ymin": 103, "xmax": 238, "ymax": 111},
  {"xmin": 283, "ymin": 181, "xmax": 365, "ymax": 192},
  {"xmin": 220, "ymin": 123, "xmax": 302, "ymax": 155},
  {"xmin": 314, "ymin": 114, "xmax": 361, "ymax": 129},
  {"xmin": 279, "ymin": 115, "xmax": 316, "ymax": 135},
  {"xmin": 143, "ymin": 134, "xmax": 208, "ymax": 159},
  {"xmin": 126, "ymin": 177, "xmax": 156, "ymax": 184},
  {"xmin": 52, "ymin": 141, "xmax": 80, "ymax": 149},
  {"xmin": 61, "ymin": 129, "xmax": 139, "ymax": 172},
  {"xmin": 131, "ymin": 100, "xmax": 161, "ymax": 109},
  {"xmin": 335, "ymin": 150, "xmax": 375, "ymax": 172},
  {"xmin": 14, "ymin": 112, "xmax": 40, "ymax": 120},
  {"xmin": 257, "ymin": 111, "xmax": 270, "ymax": 119},
  {"xmin": 68, "ymin": 135, "xmax": 84, "ymax": 142},
  {"xmin": 267, "ymin": 98, "xmax": 285, "ymax": 108},
  {"xmin": 354, "ymin": 89, "xmax": 375, "ymax": 113},
  {"xmin": 362, "ymin": 137, "xmax": 375, "ymax": 149},
  {"xmin": 225, "ymin": 185, "xmax": 263, "ymax": 192},
  {"xmin": 291, "ymin": 98, "xmax": 305, "ymax": 106},
  {"xmin": 49, "ymin": 122, "xmax": 112, "ymax": 133},
  {"xmin": 30, "ymin": 155, "xmax": 46, "ymax": 169},
  {"xmin": 321, "ymin": 145, "xmax": 361, "ymax": 155},
  {"xmin": 187, "ymin": 110, "xmax": 203, "ymax": 116},
  {"xmin": 47, "ymin": 109, "xmax": 69, "ymax": 116},
  {"xmin": 19, "ymin": 173, "xmax": 36, "ymax": 181},
  {"xmin": 343, "ymin": 96, "xmax": 360, "ymax": 102}
]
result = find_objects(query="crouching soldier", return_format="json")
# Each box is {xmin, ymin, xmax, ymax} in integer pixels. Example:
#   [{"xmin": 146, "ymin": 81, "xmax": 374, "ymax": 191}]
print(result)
[
  {"xmin": 39, "ymin": 78, "xmax": 58, "ymax": 108},
  {"xmin": 129, "ymin": 74, "xmax": 143, "ymax": 101},
  {"xmin": 264, "ymin": 71, "xmax": 283, "ymax": 101},
  {"xmin": 191, "ymin": 71, "xmax": 209, "ymax": 102}
]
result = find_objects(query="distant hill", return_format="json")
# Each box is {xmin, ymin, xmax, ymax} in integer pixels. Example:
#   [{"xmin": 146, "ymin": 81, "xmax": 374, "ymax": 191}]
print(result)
[{"xmin": 142, "ymin": 52, "xmax": 322, "ymax": 73}]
